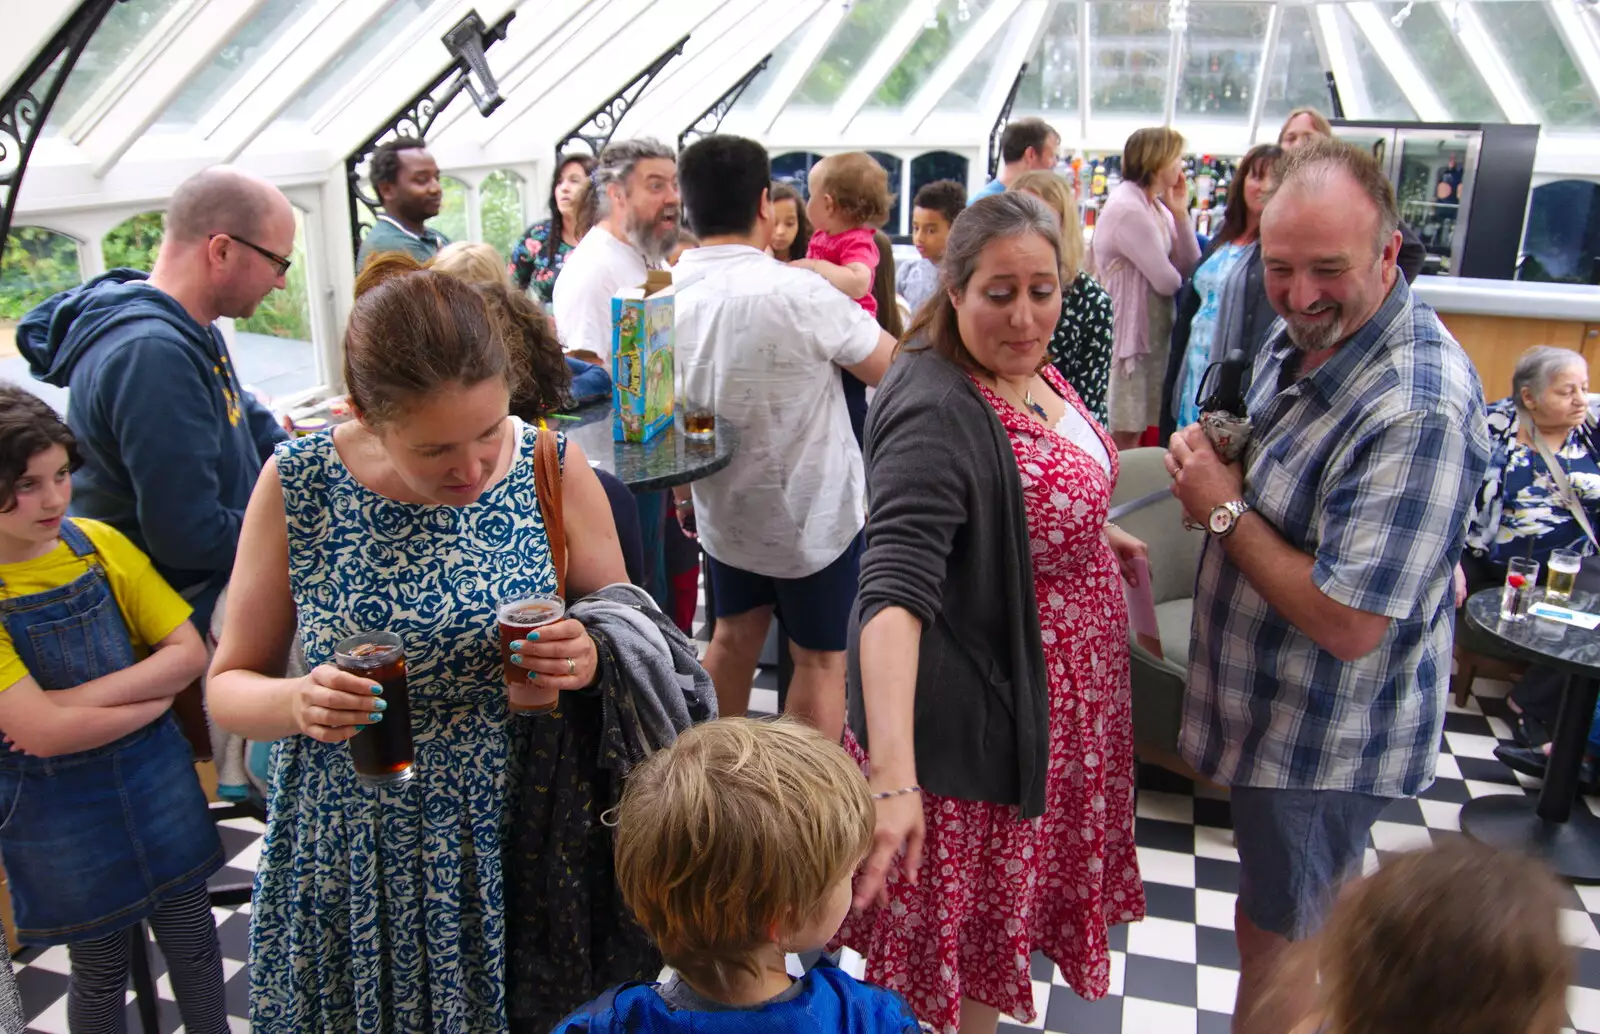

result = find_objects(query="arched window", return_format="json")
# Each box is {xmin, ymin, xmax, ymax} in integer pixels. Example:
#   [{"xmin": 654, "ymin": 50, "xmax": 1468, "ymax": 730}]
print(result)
[
  {"xmin": 910, "ymin": 152, "xmax": 971, "ymax": 205},
  {"xmin": 433, "ymin": 176, "xmax": 469, "ymax": 246},
  {"xmin": 1, "ymin": 227, "xmax": 83, "ymax": 321},
  {"xmin": 481, "ymin": 170, "xmax": 526, "ymax": 261},
  {"xmin": 1520, "ymin": 180, "xmax": 1600, "ymax": 286},
  {"xmin": 102, "ymin": 211, "xmax": 165, "ymax": 273},
  {"xmin": 868, "ymin": 152, "xmax": 905, "ymax": 237},
  {"xmin": 771, "ymin": 152, "xmax": 825, "ymax": 196}
]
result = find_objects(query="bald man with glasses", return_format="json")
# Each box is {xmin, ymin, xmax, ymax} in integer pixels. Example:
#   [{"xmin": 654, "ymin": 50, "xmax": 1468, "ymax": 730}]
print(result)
[{"xmin": 17, "ymin": 166, "xmax": 292, "ymax": 631}]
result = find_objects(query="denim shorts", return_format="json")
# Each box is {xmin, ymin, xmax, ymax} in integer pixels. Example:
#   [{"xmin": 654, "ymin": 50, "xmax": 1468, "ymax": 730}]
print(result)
[
  {"xmin": 707, "ymin": 534, "xmax": 863, "ymax": 652},
  {"xmin": 1230, "ymin": 786, "xmax": 1392, "ymax": 940}
]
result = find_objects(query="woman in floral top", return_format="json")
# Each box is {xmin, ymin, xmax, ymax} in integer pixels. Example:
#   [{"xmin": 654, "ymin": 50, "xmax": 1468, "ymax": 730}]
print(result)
[
  {"xmin": 1011, "ymin": 172, "xmax": 1114, "ymax": 427},
  {"xmin": 509, "ymin": 153, "xmax": 595, "ymax": 306}
]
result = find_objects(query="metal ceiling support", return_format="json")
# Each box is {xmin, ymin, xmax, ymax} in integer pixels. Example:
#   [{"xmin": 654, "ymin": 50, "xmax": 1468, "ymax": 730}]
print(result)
[
  {"xmin": 1246, "ymin": 2, "xmax": 1282, "ymax": 145},
  {"xmin": 0, "ymin": 0, "xmax": 123, "ymax": 248},
  {"xmin": 554, "ymin": 34, "xmax": 689, "ymax": 161},
  {"xmin": 678, "ymin": 53, "xmax": 771, "ymax": 149},
  {"xmin": 1452, "ymin": 1, "xmax": 1538, "ymax": 123},
  {"xmin": 344, "ymin": 9, "xmax": 513, "ymax": 261},
  {"xmin": 1162, "ymin": 0, "xmax": 1188, "ymax": 127},
  {"xmin": 986, "ymin": 63, "xmax": 1029, "ymax": 180}
]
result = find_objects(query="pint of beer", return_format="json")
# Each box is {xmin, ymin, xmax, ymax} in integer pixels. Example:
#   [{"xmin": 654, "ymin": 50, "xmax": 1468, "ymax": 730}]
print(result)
[{"xmin": 497, "ymin": 593, "xmax": 566, "ymax": 714}]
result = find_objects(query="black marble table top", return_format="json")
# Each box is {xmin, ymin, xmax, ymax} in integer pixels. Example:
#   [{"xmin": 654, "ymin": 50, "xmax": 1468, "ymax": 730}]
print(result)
[
  {"xmin": 561, "ymin": 403, "xmax": 739, "ymax": 492},
  {"xmin": 1464, "ymin": 588, "xmax": 1600, "ymax": 677}
]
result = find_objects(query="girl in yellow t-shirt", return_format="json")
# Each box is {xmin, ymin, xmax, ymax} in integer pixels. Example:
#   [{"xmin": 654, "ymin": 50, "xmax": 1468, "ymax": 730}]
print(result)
[{"xmin": 0, "ymin": 386, "xmax": 227, "ymax": 1034}]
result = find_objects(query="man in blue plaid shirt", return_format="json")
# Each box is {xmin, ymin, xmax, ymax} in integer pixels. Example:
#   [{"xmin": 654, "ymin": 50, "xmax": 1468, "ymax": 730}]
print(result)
[{"xmin": 1167, "ymin": 137, "xmax": 1489, "ymax": 1034}]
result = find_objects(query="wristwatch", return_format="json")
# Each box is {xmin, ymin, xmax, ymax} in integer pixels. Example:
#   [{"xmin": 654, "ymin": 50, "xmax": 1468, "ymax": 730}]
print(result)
[{"xmin": 1208, "ymin": 499, "xmax": 1251, "ymax": 537}]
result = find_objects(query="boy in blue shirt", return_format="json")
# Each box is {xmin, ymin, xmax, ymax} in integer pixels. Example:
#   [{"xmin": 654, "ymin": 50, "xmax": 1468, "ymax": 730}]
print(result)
[{"xmin": 552, "ymin": 717, "xmax": 922, "ymax": 1033}]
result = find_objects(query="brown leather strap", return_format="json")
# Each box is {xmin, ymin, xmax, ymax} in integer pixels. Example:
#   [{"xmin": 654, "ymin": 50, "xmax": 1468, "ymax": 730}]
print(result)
[{"xmin": 535, "ymin": 427, "xmax": 567, "ymax": 598}]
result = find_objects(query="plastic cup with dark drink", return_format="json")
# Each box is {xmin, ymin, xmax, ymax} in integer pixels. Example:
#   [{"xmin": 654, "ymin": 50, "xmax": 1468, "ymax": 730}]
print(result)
[
  {"xmin": 333, "ymin": 631, "xmax": 415, "ymax": 787},
  {"xmin": 497, "ymin": 593, "xmax": 566, "ymax": 714}
]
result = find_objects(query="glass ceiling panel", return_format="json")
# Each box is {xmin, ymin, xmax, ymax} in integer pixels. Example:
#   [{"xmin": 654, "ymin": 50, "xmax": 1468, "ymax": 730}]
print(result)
[
  {"xmin": 1260, "ymin": 2, "xmax": 1328, "ymax": 132},
  {"xmin": 936, "ymin": 41, "xmax": 1002, "ymax": 112},
  {"xmin": 1474, "ymin": 0, "xmax": 1599, "ymax": 127},
  {"xmin": 1014, "ymin": 0, "xmax": 1080, "ymax": 119},
  {"xmin": 731, "ymin": 12, "xmax": 815, "ymax": 112},
  {"xmin": 1374, "ymin": 1, "xmax": 1499, "ymax": 122},
  {"xmin": 790, "ymin": 0, "xmax": 902, "ymax": 107},
  {"xmin": 44, "ymin": 0, "xmax": 185, "ymax": 137},
  {"xmin": 1089, "ymin": 1, "xmax": 1171, "ymax": 117},
  {"xmin": 865, "ymin": 0, "xmax": 998, "ymax": 112},
  {"xmin": 1335, "ymin": 5, "xmax": 1416, "ymax": 119},
  {"xmin": 1176, "ymin": 2, "xmax": 1272, "ymax": 125},
  {"xmin": 154, "ymin": 0, "xmax": 323, "ymax": 129},
  {"xmin": 279, "ymin": 0, "xmax": 432, "ymax": 123}
]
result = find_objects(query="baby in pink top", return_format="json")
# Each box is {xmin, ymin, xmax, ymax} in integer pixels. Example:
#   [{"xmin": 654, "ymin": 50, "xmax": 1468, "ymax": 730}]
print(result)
[{"xmin": 793, "ymin": 153, "xmax": 893, "ymax": 318}]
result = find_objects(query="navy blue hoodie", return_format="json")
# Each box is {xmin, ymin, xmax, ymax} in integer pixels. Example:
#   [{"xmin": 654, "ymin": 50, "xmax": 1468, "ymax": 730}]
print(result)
[{"xmin": 17, "ymin": 269, "xmax": 288, "ymax": 629}]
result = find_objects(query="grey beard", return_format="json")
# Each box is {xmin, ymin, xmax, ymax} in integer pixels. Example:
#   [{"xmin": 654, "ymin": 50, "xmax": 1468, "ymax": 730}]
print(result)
[
  {"xmin": 628, "ymin": 215, "xmax": 679, "ymax": 266},
  {"xmin": 1283, "ymin": 310, "xmax": 1345, "ymax": 352}
]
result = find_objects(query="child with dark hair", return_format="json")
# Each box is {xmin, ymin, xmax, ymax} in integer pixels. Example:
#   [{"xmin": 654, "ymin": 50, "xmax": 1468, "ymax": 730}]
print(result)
[
  {"xmin": 898, "ymin": 179, "xmax": 965, "ymax": 313},
  {"xmin": 0, "ymin": 385, "xmax": 226, "ymax": 1033},
  {"xmin": 767, "ymin": 181, "xmax": 812, "ymax": 262}
]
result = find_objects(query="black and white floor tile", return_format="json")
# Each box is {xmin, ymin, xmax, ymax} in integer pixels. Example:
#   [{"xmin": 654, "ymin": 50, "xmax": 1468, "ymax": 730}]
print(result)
[{"xmin": 16, "ymin": 673, "xmax": 1600, "ymax": 1033}]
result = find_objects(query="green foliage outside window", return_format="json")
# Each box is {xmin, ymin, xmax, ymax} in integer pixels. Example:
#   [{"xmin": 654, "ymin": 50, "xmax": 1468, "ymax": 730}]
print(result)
[
  {"xmin": 480, "ymin": 170, "xmax": 525, "ymax": 262},
  {"xmin": 102, "ymin": 211, "xmax": 165, "ymax": 272},
  {"xmin": 0, "ymin": 228, "xmax": 84, "ymax": 320},
  {"xmin": 433, "ymin": 176, "xmax": 469, "ymax": 247}
]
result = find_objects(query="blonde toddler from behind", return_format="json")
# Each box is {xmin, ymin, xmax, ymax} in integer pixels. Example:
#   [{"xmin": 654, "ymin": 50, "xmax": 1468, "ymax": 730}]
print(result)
[{"xmin": 549, "ymin": 717, "xmax": 923, "ymax": 1032}]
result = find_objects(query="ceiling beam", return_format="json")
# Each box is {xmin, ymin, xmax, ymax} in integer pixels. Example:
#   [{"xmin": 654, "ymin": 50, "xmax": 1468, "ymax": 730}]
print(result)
[
  {"xmin": 81, "ymin": 0, "xmax": 267, "ymax": 178},
  {"xmin": 752, "ymin": 2, "xmax": 848, "ymax": 133},
  {"xmin": 1452, "ymin": 0, "xmax": 1539, "ymax": 123},
  {"xmin": 425, "ymin": 0, "xmax": 611, "ymax": 143},
  {"xmin": 907, "ymin": 0, "xmax": 1023, "ymax": 132},
  {"xmin": 1547, "ymin": 0, "xmax": 1600, "ymax": 115},
  {"xmin": 833, "ymin": 0, "xmax": 940, "ymax": 131},
  {"xmin": 1345, "ymin": 2, "xmax": 1446, "ymax": 120}
]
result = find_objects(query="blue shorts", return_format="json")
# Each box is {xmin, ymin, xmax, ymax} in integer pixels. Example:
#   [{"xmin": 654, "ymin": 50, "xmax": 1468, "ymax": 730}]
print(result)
[
  {"xmin": 707, "ymin": 534, "xmax": 863, "ymax": 653},
  {"xmin": 1230, "ymin": 786, "xmax": 1391, "ymax": 940}
]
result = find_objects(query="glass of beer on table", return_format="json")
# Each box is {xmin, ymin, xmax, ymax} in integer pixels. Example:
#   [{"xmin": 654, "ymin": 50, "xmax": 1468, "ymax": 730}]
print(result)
[
  {"xmin": 678, "ymin": 357, "xmax": 716, "ymax": 441},
  {"xmin": 333, "ymin": 631, "xmax": 414, "ymax": 787},
  {"xmin": 1548, "ymin": 547, "xmax": 1582, "ymax": 605},
  {"xmin": 498, "ymin": 592, "xmax": 566, "ymax": 714}
]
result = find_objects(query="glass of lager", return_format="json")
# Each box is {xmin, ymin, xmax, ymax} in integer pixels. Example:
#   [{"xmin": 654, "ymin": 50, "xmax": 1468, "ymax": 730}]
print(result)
[{"xmin": 1547, "ymin": 548, "xmax": 1581, "ymax": 605}]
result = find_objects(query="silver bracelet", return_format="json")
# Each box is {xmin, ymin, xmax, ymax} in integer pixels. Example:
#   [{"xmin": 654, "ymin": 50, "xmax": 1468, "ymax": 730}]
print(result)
[{"xmin": 872, "ymin": 785, "xmax": 922, "ymax": 801}]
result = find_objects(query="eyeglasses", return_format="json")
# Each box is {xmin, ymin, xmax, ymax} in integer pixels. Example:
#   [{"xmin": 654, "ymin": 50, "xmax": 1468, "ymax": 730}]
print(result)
[{"xmin": 209, "ymin": 233, "xmax": 292, "ymax": 276}]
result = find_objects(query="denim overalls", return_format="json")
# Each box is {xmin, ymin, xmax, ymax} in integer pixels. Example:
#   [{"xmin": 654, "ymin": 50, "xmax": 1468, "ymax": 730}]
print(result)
[{"xmin": 0, "ymin": 519, "xmax": 221, "ymax": 945}]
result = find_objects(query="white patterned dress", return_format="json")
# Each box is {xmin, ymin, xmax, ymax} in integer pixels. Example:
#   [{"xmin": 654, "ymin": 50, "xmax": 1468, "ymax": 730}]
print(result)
[{"xmin": 250, "ymin": 420, "xmax": 559, "ymax": 1034}]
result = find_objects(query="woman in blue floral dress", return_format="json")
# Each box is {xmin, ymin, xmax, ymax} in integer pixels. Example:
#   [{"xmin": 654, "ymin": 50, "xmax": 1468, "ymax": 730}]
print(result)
[
  {"xmin": 509, "ymin": 154, "xmax": 595, "ymax": 307},
  {"xmin": 208, "ymin": 264, "xmax": 629, "ymax": 1033}
]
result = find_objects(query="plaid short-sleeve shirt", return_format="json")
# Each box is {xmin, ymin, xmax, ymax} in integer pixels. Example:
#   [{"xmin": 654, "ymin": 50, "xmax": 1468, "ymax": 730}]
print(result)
[{"xmin": 1180, "ymin": 277, "xmax": 1490, "ymax": 797}]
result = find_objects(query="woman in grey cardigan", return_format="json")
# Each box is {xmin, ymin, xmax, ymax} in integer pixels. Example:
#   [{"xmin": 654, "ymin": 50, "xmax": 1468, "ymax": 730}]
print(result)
[{"xmin": 832, "ymin": 193, "xmax": 1148, "ymax": 1034}]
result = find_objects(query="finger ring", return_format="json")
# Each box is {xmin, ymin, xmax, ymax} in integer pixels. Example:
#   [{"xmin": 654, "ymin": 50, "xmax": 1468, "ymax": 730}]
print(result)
[{"xmin": 566, "ymin": 657, "xmax": 576, "ymax": 676}]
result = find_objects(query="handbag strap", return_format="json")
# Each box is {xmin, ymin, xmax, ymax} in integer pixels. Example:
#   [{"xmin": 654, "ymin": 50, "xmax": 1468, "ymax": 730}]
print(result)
[
  {"xmin": 535, "ymin": 426, "xmax": 568, "ymax": 598},
  {"xmin": 1523, "ymin": 408, "xmax": 1600, "ymax": 553}
]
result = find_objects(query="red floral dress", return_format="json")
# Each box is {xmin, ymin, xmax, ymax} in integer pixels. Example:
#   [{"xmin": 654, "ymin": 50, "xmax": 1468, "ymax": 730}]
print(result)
[{"xmin": 835, "ymin": 365, "xmax": 1143, "ymax": 1033}]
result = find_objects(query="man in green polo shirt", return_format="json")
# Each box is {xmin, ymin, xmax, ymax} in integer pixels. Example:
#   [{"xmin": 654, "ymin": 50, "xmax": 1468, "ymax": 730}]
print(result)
[{"xmin": 355, "ymin": 136, "xmax": 448, "ymax": 271}]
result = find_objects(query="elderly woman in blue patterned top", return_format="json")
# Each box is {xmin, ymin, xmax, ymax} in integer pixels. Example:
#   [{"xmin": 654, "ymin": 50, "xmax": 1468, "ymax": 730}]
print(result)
[{"xmin": 1458, "ymin": 345, "xmax": 1599, "ymax": 758}]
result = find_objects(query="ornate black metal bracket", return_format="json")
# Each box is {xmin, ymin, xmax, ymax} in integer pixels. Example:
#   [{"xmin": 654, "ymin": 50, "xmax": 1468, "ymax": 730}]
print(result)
[
  {"xmin": 678, "ymin": 53, "xmax": 771, "ymax": 150},
  {"xmin": 555, "ymin": 35, "xmax": 689, "ymax": 161},
  {"xmin": 0, "ymin": 0, "xmax": 125, "ymax": 248},
  {"xmin": 346, "ymin": 9, "xmax": 513, "ymax": 261},
  {"xmin": 986, "ymin": 62, "xmax": 1030, "ymax": 180}
]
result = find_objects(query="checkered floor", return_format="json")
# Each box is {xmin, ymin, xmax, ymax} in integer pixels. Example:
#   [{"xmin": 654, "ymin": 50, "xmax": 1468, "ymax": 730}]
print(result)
[{"xmin": 16, "ymin": 675, "xmax": 1600, "ymax": 1033}]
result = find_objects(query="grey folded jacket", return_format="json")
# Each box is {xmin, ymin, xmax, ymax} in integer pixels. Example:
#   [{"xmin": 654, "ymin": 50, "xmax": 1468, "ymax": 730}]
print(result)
[{"xmin": 568, "ymin": 582, "xmax": 717, "ymax": 758}]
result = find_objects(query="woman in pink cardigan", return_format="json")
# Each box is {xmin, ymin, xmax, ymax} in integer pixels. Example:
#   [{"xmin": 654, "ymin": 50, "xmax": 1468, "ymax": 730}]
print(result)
[{"xmin": 1091, "ymin": 127, "xmax": 1201, "ymax": 449}]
